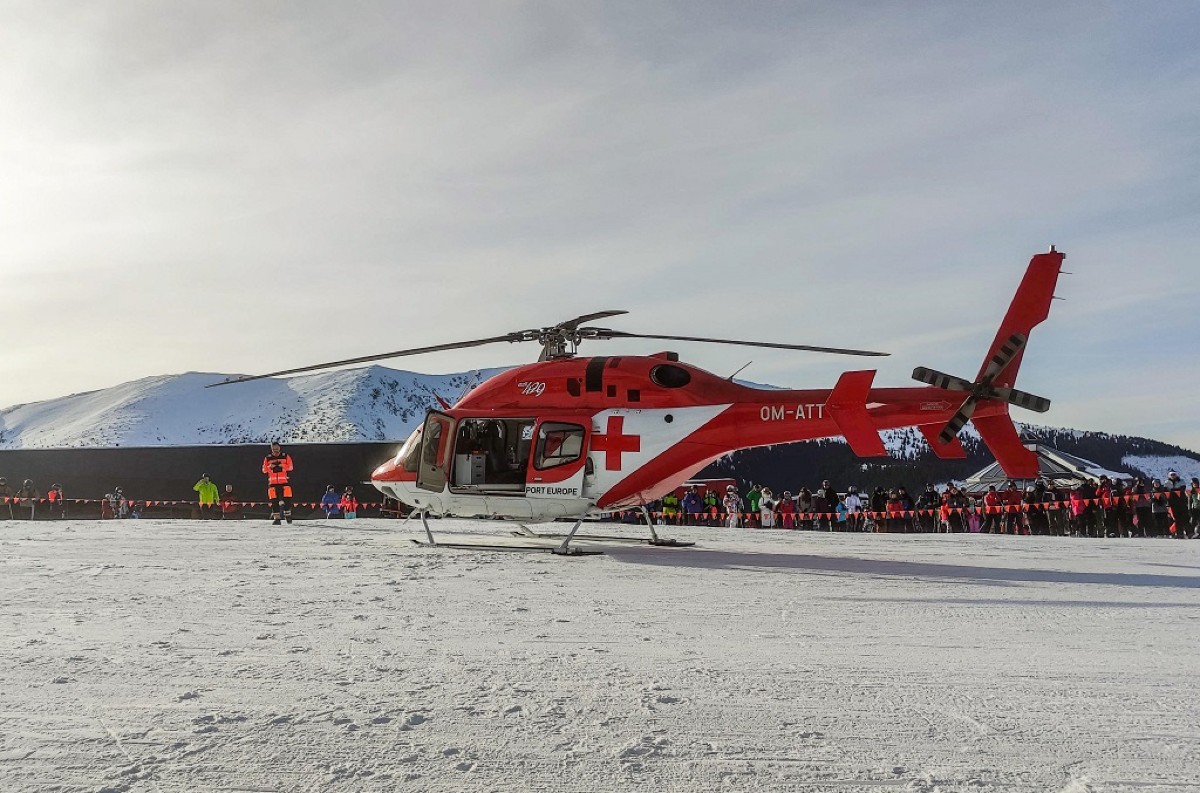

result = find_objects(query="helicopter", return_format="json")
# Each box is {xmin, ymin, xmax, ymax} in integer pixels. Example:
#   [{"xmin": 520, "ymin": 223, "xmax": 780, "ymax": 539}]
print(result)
[{"xmin": 211, "ymin": 248, "xmax": 1064, "ymax": 554}]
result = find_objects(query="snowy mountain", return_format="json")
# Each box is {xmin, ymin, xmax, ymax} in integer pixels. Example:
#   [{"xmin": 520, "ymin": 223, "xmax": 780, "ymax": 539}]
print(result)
[
  {"xmin": 3, "ymin": 367, "xmax": 1197, "ymax": 488},
  {"xmin": 709, "ymin": 423, "xmax": 1200, "ymax": 493},
  {"xmin": 0, "ymin": 366, "xmax": 506, "ymax": 449}
]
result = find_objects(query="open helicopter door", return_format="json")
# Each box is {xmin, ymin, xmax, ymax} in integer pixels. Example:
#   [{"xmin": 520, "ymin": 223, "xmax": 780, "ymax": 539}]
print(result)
[
  {"xmin": 524, "ymin": 419, "xmax": 591, "ymax": 503},
  {"xmin": 416, "ymin": 411, "xmax": 457, "ymax": 492}
]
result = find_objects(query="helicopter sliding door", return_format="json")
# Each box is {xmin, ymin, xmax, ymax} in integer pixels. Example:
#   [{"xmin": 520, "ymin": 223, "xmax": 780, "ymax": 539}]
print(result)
[{"xmin": 416, "ymin": 411, "xmax": 456, "ymax": 493}]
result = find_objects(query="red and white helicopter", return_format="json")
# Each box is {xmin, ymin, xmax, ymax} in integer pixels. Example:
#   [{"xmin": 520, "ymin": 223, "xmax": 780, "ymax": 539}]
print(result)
[{"xmin": 214, "ymin": 249, "xmax": 1064, "ymax": 553}]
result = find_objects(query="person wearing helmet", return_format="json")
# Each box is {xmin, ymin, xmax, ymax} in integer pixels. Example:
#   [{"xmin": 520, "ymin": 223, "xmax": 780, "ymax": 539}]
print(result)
[
  {"xmin": 47, "ymin": 483, "xmax": 65, "ymax": 519},
  {"xmin": 340, "ymin": 486, "xmax": 358, "ymax": 520},
  {"xmin": 0, "ymin": 476, "xmax": 12, "ymax": 520},
  {"xmin": 320, "ymin": 485, "xmax": 341, "ymax": 518},
  {"xmin": 916, "ymin": 484, "xmax": 940, "ymax": 533},
  {"xmin": 722, "ymin": 484, "xmax": 743, "ymax": 529},
  {"xmin": 1165, "ymin": 471, "xmax": 1189, "ymax": 538},
  {"xmin": 843, "ymin": 486, "xmax": 863, "ymax": 532},
  {"xmin": 1023, "ymin": 484, "xmax": 1048, "ymax": 535},
  {"xmin": 221, "ymin": 484, "xmax": 240, "ymax": 520},
  {"xmin": 16, "ymin": 479, "xmax": 39, "ymax": 520},
  {"xmin": 262, "ymin": 442, "xmax": 294, "ymax": 525}
]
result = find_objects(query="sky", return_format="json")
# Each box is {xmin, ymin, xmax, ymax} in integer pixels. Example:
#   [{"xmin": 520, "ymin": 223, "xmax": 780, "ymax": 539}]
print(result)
[{"xmin": 2, "ymin": 1, "xmax": 1198, "ymax": 450}]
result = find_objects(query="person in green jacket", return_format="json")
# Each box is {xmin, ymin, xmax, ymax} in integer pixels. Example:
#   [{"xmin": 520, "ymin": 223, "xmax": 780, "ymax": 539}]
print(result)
[
  {"xmin": 703, "ymin": 489, "xmax": 720, "ymax": 526},
  {"xmin": 747, "ymin": 484, "xmax": 762, "ymax": 527},
  {"xmin": 661, "ymin": 491, "xmax": 681, "ymax": 524},
  {"xmin": 194, "ymin": 473, "xmax": 220, "ymax": 519}
]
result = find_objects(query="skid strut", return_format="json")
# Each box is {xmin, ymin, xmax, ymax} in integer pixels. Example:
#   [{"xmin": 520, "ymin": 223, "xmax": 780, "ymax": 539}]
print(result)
[
  {"xmin": 513, "ymin": 513, "xmax": 695, "ymax": 548},
  {"xmin": 639, "ymin": 506, "xmax": 693, "ymax": 547},
  {"xmin": 412, "ymin": 511, "xmax": 600, "ymax": 555}
]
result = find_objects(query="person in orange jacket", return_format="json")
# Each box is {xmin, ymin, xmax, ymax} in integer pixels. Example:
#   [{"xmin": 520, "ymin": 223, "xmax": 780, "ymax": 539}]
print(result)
[
  {"xmin": 262, "ymin": 442, "xmax": 294, "ymax": 525},
  {"xmin": 47, "ymin": 483, "xmax": 66, "ymax": 519}
]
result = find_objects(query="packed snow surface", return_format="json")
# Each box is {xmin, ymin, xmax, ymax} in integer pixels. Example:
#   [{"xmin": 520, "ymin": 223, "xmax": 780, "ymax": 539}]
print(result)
[{"xmin": 2, "ymin": 518, "xmax": 1198, "ymax": 792}]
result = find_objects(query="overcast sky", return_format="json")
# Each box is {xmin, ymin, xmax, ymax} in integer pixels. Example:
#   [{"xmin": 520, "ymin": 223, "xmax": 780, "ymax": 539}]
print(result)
[{"xmin": 2, "ymin": 2, "xmax": 1198, "ymax": 450}]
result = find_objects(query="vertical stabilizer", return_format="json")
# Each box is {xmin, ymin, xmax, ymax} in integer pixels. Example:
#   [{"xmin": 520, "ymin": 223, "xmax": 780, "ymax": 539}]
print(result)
[{"xmin": 974, "ymin": 249, "xmax": 1064, "ymax": 389}]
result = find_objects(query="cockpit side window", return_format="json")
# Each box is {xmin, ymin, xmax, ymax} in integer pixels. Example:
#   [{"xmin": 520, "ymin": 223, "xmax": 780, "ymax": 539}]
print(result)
[
  {"xmin": 534, "ymin": 422, "xmax": 585, "ymax": 470},
  {"xmin": 396, "ymin": 427, "xmax": 423, "ymax": 473}
]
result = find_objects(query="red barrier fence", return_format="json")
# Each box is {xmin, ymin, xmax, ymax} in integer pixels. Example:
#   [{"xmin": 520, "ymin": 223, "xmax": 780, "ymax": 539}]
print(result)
[
  {"xmin": 633, "ymin": 490, "xmax": 1197, "ymax": 527},
  {"xmin": 2, "ymin": 492, "xmax": 1194, "ymax": 530},
  {"xmin": 0, "ymin": 497, "xmax": 388, "ymax": 509}
]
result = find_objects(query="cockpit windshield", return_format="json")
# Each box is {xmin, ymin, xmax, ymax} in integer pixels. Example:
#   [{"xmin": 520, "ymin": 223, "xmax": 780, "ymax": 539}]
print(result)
[{"xmin": 396, "ymin": 427, "xmax": 423, "ymax": 473}]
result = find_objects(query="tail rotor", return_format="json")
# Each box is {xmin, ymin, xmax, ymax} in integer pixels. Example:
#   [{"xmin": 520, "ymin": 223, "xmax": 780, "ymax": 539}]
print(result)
[{"xmin": 911, "ymin": 247, "xmax": 1065, "ymax": 461}]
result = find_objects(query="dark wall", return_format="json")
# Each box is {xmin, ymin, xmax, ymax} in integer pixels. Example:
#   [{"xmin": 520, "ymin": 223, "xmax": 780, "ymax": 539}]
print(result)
[{"xmin": 0, "ymin": 442, "xmax": 398, "ymax": 504}]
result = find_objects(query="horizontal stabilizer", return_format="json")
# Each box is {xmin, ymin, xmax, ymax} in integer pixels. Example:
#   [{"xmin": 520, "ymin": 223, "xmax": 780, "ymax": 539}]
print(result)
[
  {"xmin": 827, "ymin": 370, "xmax": 887, "ymax": 457},
  {"xmin": 919, "ymin": 425, "xmax": 967, "ymax": 459},
  {"xmin": 973, "ymin": 413, "xmax": 1039, "ymax": 479}
]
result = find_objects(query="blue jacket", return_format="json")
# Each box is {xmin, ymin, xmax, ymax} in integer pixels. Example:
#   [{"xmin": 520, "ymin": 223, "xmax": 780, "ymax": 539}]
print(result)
[{"xmin": 321, "ymin": 491, "xmax": 341, "ymax": 514}]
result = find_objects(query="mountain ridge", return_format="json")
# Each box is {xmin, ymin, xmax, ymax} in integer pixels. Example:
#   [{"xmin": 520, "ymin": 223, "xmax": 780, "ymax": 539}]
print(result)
[{"xmin": 3, "ymin": 368, "xmax": 1197, "ymax": 489}]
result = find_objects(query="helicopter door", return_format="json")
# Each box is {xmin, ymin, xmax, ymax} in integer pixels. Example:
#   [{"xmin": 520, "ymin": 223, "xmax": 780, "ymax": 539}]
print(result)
[
  {"xmin": 525, "ymin": 420, "xmax": 589, "ymax": 500},
  {"xmin": 416, "ymin": 411, "xmax": 456, "ymax": 493}
]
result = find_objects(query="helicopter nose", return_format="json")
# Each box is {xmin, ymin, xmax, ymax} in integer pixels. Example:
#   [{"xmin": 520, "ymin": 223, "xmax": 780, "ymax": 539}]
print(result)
[{"xmin": 372, "ymin": 457, "xmax": 405, "ymax": 482}]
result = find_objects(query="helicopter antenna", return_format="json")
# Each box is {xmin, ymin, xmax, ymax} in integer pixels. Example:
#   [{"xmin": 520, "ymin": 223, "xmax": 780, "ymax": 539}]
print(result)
[{"xmin": 727, "ymin": 361, "xmax": 753, "ymax": 381}]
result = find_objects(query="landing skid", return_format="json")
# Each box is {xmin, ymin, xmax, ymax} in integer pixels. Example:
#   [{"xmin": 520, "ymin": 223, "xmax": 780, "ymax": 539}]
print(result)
[
  {"xmin": 513, "ymin": 506, "xmax": 696, "ymax": 548},
  {"xmin": 512, "ymin": 527, "xmax": 695, "ymax": 548},
  {"xmin": 410, "ymin": 538, "xmax": 601, "ymax": 555},
  {"xmin": 413, "ymin": 510, "xmax": 603, "ymax": 556}
]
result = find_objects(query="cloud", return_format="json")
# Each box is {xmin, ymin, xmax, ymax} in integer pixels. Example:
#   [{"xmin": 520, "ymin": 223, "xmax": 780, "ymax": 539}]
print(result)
[{"xmin": 1, "ymin": 2, "xmax": 1198, "ymax": 448}]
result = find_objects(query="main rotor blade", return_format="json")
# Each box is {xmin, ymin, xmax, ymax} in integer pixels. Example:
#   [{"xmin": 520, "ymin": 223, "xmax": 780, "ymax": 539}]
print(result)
[
  {"xmin": 590, "ymin": 329, "xmax": 889, "ymax": 357},
  {"xmin": 555, "ymin": 310, "xmax": 628, "ymax": 331},
  {"xmin": 206, "ymin": 333, "xmax": 526, "ymax": 388}
]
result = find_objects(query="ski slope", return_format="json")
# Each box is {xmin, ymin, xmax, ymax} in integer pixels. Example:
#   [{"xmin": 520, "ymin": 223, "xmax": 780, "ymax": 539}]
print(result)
[{"xmin": 2, "ymin": 518, "xmax": 1197, "ymax": 792}]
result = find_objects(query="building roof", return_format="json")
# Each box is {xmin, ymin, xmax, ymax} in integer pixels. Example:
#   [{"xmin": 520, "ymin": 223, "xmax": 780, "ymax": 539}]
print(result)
[{"xmin": 962, "ymin": 443, "xmax": 1132, "ymax": 494}]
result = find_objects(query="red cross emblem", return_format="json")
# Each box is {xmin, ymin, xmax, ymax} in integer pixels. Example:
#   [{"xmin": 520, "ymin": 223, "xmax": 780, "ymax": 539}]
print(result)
[{"xmin": 591, "ymin": 416, "xmax": 641, "ymax": 471}]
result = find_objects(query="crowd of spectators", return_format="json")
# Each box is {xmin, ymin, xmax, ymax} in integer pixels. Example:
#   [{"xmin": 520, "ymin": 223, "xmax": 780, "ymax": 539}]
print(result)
[
  {"xmin": 641, "ymin": 472, "xmax": 1200, "ymax": 539},
  {"xmin": 0, "ymin": 471, "xmax": 376, "ymax": 521},
  {"xmin": 6, "ymin": 466, "xmax": 1199, "ymax": 538}
]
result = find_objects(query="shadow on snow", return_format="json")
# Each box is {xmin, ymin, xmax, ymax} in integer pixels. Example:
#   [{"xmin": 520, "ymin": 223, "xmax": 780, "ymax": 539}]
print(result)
[{"xmin": 610, "ymin": 548, "xmax": 1200, "ymax": 590}]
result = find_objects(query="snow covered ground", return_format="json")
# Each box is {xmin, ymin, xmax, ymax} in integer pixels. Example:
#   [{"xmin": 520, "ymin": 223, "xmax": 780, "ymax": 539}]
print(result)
[{"xmin": 2, "ymin": 518, "xmax": 1198, "ymax": 793}]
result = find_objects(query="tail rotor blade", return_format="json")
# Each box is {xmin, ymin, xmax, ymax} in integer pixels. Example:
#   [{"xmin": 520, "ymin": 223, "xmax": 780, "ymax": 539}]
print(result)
[
  {"xmin": 989, "ymin": 386, "xmax": 1052, "ymax": 413},
  {"xmin": 982, "ymin": 332, "xmax": 1028, "ymax": 381},
  {"xmin": 938, "ymin": 396, "xmax": 978, "ymax": 446},
  {"xmin": 912, "ymin": 366, "xmax": 974, "ymax": 392}
]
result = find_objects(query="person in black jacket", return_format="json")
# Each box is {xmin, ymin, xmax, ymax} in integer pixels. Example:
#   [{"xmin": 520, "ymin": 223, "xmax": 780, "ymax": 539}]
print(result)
[
  {"xmin": 1165, "ymin": 471, "xmax": 1190, "ymax": 538},
  {"xmin": 0, "ymin": 476, "xmax": 12, "ymax": 520},
  {"xmin": 915, "ymin": 484, "xmax": 940, "ymax": 533},
  {"xmin": 16, "ymin": 479, "xmax": 39, "ymax": 520}
]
